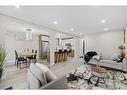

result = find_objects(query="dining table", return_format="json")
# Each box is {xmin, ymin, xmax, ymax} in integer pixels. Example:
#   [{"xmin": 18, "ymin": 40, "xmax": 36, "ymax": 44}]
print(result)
[{"xmin": 18, "ymin": 51, "xmax": 36, "ymax": 57}]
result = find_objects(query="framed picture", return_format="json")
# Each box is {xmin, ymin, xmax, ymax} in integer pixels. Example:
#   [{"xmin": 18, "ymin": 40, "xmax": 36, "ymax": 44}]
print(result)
[{"xmin": 15, "ymin": 32, "xmax": 33, "ymax": 41}]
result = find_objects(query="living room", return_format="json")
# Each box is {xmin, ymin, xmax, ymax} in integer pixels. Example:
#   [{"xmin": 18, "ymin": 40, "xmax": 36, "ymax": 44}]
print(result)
[{"xmin": 0, "ymin": 5, "xmax": 127, "ymax": 91}]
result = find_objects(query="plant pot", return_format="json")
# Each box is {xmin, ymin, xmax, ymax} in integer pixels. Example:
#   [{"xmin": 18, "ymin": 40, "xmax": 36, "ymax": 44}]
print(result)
[{"xmin": 0, "ymin": 69, "xmax": 3, "ymax": 79}]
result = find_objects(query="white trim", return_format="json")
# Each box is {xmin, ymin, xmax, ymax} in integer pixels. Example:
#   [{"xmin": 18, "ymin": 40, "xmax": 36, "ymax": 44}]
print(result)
[{"xmin": 6, "ymin": 60, "xmax": 15, "ymax": 66}]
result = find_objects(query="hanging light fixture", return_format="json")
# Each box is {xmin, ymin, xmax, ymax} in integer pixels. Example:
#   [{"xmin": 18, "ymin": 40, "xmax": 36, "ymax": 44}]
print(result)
[{"xmin": 25, "ymin": 28, "xmax": 33, "ymax": 40}]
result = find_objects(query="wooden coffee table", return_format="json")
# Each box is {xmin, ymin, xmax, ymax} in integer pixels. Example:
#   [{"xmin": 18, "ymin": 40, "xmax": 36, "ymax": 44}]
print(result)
[
  {"xmin": 88, "ymin": 65, "xmax": 108, "ymax": 86},
  {"xmin": 91, "ymin": 66, "xmax": 107, "ymax": 75}
]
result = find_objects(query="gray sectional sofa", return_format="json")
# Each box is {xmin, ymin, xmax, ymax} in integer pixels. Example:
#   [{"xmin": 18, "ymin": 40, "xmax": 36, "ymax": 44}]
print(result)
[
  {"xmin": 27, "ymin": 63, "xmax": 67, "ymax": 89},
  {"xmin": 88, "ymin": 58, "xmax": 127, "ymax": 72}
]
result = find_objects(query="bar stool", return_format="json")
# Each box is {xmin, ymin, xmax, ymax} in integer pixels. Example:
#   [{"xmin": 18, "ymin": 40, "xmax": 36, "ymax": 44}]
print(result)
[
  {"xmin": 56, "ymin": 49, "xmax": 63, "ymax": 63},
  {"xmin": 68, "ymin": 49, "xmax": 72, "ymax": 57},
  {"xmin": 55, "ymin": 52, "xmax": 58, "ymax": 63},
  {"xmin": 59, "ymin": 49, "xmax": 63, "ymax": 62},
  {"xmin": 63, "ymin": 49, "xmax": 67, "ymax": 61}
]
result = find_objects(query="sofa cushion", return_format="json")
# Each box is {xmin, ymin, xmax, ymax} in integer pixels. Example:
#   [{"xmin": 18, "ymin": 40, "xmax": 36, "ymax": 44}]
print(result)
[
  {"xmin": 28, "ymin": 69, "xmax": 40, "ymax": 89},
  {"xmin": 40, "ymin": 75, "xmax": 67, "ymax": 89},
  {"xmin": 29, "ymin": 63, "xmax": 47, "ymax": 86},
  {"xmin": 36, "ymin": 63, "xmax": 57, "ymax": 82},
  {"xmin": 100, "ymin": 59, "xmax": 122, "ymax": 65},
  {"xmin": 98, "ymin": 59, "xmax": 123, "ymax": 70},
  {"xmin": 45, "ymin": 70, "xmax": 57, "ymax": 82},
  {"xmin": 36, "ymin": 63, "xmax": 49, "ymax": 72}
]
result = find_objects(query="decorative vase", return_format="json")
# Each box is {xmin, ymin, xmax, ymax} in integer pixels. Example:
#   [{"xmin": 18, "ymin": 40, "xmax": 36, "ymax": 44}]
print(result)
[{"xmin": 0, "ymin": 69, "xmax": 3, "ymax": 79}]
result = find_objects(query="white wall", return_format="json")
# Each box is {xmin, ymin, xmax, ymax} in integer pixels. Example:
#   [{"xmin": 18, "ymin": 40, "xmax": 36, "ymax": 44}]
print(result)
[
  {"xmin": 61, "ymin": 39, "xmax": 75, "ymax": 49},
  {"xmin": 0, "ymin": 14, "xmax": 79, "ymax": 66},
  {"xmin": 0, "ymin": 15, "xmax": 14, "ymax": 46},
  {"xmin": 5, "ymin": 33, "xmax": 39, "ymax": 65},
  {"xmin": 78, "ymin": 39, "xmax": 84, "ymax": 56},
  {"xmin": 0, "ymin": 32, "xmax": 4, "ymax": 46},
  {"xmin": 58, "ymin": 37, "xmax": 81, "ymax": 58},
  {"xmin": 0, "ymin": 15, "xmax": 17, "ymax": 78},
  {"xmin": 83, "ymin": 30, "xmax": 124, "ymax": 58},
  {"xmin": 74, "ymin": 37, "xmax": 80, "ymax": 57}
]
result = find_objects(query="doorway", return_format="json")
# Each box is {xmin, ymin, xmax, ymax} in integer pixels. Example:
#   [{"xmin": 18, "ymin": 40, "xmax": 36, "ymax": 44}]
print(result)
[{"xmin": 39, "ymin": 35, "xmax": 50, "ymax": 64}]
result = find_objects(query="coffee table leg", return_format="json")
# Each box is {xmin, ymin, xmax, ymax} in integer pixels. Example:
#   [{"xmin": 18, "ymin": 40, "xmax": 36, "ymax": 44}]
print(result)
[
  {"xmin": 88, "ymin": 75, "xmax": 102, "ymax": 86},
  {"xmin": 95, "ymin": 77, "xmax": 99, "ymax": 86},
  {"xmin": 87, "ymin": 75, "xmax": 95, "ymax": 84}
]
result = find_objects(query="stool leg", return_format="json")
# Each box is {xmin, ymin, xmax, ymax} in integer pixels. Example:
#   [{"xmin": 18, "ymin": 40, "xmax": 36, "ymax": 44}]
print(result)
[
  {"xmin": 63, "ymin": 53, "xmax": 65, "ymax": 61},
  {"xmin": 57, "ymin": 54, "xmax": 59, "ymax": 63},
  {"xmin": 61, "ymin": 53, "xmax": 64, "ymax": 62},
  {"xmin": 61, "ymin": 54, "xmax": 63, "ymax": 62},
  {"xmin": 65, "ymin": 53, "xmax": 67, "ymax": 61},
  {"xmin": 59, "ymin": 54, "xmax": 61, "ymax": 62},
  {"xmin": 61, "ymin": 53, "xmax": 63, "ymax": 62}
]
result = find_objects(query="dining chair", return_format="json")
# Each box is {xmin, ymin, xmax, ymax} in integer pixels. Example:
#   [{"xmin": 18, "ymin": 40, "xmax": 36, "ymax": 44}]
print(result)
[
  {"xmin": 15, "ymin": 50, "xmax": 27, "ymax": 69},
  {"xmin": 26, "ymin": 49, "xmax": 34, "ymax": 61},
  {"xmin": 28, "ymin": 50, "xmax": 37, "ymax": 63},
  {"xmin": 35, "ymin": 50, "xmax": 37, "ymax": 54},
  {"xmin": 32, "ymin": 49, "xmax": 34, "ymax": 53},
  {"xmin": 33, "ymin": 50, "xmax": 37, "ymax": 63}
]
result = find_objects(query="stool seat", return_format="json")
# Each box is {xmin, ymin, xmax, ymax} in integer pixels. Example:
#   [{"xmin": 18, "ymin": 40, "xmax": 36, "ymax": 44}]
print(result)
[{"xmin": 55, "ymin": 49, "xmax": 68, "ymax": 63}]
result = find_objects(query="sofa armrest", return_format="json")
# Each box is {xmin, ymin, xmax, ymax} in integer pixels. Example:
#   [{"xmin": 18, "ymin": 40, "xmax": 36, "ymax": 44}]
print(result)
[{"xmin": 40, "ymin": 75, "xmax": 67, "ymax": 89}]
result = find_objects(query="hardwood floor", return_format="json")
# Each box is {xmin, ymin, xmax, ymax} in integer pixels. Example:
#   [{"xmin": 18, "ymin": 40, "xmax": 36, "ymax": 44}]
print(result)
[
  {"xmin": 0, "ymin": 65, "xmax": 28, "ymax": 89},
  {"xmin": 0, "ymin": 58, "xmax": 84, "ymax": 89}
]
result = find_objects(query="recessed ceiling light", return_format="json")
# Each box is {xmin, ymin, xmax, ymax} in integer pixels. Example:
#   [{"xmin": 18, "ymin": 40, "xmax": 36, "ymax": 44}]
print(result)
[
  {"xmin": 15, "ymin": 4, "xmax": 20, "ymax": 8},
  {"xmin": 79, "ymin": 32, "xmax": 83, "ymax": 35},
  {"xmin": 26, "ymin": 24, "xmax": 32, "ymax": 27},
  {"xmin": 104, "ymin": 28, "xmax": 108, "ymax": 31},
  {"xmin": 101, "ymin": 19, "xmax": 106, "ymax": 23},
  {"xmin": 53, "ymin": 21, "xmax": 58, "ymax": 25},
  {"xmin": 70, "ymin": 28, "xmax": 74, "ymax": 31}
]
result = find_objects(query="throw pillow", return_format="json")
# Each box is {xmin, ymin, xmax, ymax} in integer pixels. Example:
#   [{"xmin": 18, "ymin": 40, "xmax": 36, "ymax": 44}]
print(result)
[
  {"xmin": 28, "ymin": 69, "xmax": 40, "ymax": 89},
  {"xmin": 36, "ymin": 63, "xmax": 57, "ymax": 82},
  {"xmin": 29, "ymin": 63, "xmax": 47, "ymax": 86},
  {"xmin": 45, "ymin": 70, "xmax": 57, "ymax": 82},
  {"xmin": 36, "ymin": 63, "xmax": 49, "ymax": 72}
]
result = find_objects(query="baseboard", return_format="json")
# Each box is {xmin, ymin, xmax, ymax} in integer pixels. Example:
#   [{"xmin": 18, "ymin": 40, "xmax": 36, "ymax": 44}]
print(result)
[{"xmin": 6, "ymin": 60, "xmax": 15, "ymax": 66}]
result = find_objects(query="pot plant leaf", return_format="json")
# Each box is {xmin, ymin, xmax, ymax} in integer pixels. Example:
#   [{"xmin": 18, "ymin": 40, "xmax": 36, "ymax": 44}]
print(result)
[{"xmin": 0, "ymin": 45, "xmax": 6, "ymax": 79}]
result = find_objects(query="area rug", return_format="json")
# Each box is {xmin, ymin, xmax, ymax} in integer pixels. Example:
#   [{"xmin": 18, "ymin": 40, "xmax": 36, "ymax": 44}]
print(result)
[{"xmin": 66, "ymin": 65, "xmax": 127, "ymax": 89}]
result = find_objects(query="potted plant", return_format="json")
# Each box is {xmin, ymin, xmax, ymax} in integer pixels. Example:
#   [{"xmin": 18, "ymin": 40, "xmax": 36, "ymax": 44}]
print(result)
[
  {"xmin": 0, "ymin": 45, "xmax": 6, "ymax": 79},
  {"xmin": 118, "ymin": 45, "xmax": 125, "ymax": 59},
  {"xmin": 92, "ymin": 55, "xmax": 100, "ymax": 67}
]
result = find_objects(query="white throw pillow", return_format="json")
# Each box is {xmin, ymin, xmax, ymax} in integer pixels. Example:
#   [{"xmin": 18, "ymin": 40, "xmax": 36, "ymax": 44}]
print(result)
[
  {"xmin": 92, "ymin": 55, "xmax": 100, "ymax": 61},
  {"xmin": 36, "ymin": 63, "xmax": 49, "ymax": 72},
  {"xmin": 45, "ymin": 70, "xmax": 57, "ymax": 82},
  {"xmin": 36, "ymin": 63, "xmax": 57, "ymax": 82},
  {"xmin": 28, "ymin": 69, "xmax": 40, "ymax": 89},
  {"xmin": 29, "ymin": 63, "xmax": 47, "ymax": 86}
]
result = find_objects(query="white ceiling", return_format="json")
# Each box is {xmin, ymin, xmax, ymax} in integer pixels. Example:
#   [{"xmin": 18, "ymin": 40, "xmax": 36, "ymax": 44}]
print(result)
[
  {"xmin": 0, "ymin": 6, "xmax": 127, "ymax": 37},
  {"xmin": 6, "ymin": 21, "xmax": 50, "ymax": 35}
]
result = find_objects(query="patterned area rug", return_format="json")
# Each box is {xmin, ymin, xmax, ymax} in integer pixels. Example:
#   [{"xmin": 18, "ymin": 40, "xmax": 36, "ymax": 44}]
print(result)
[{"xmin": 66, "ymin": 65, "xmax": 127, "ymax": 89}]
